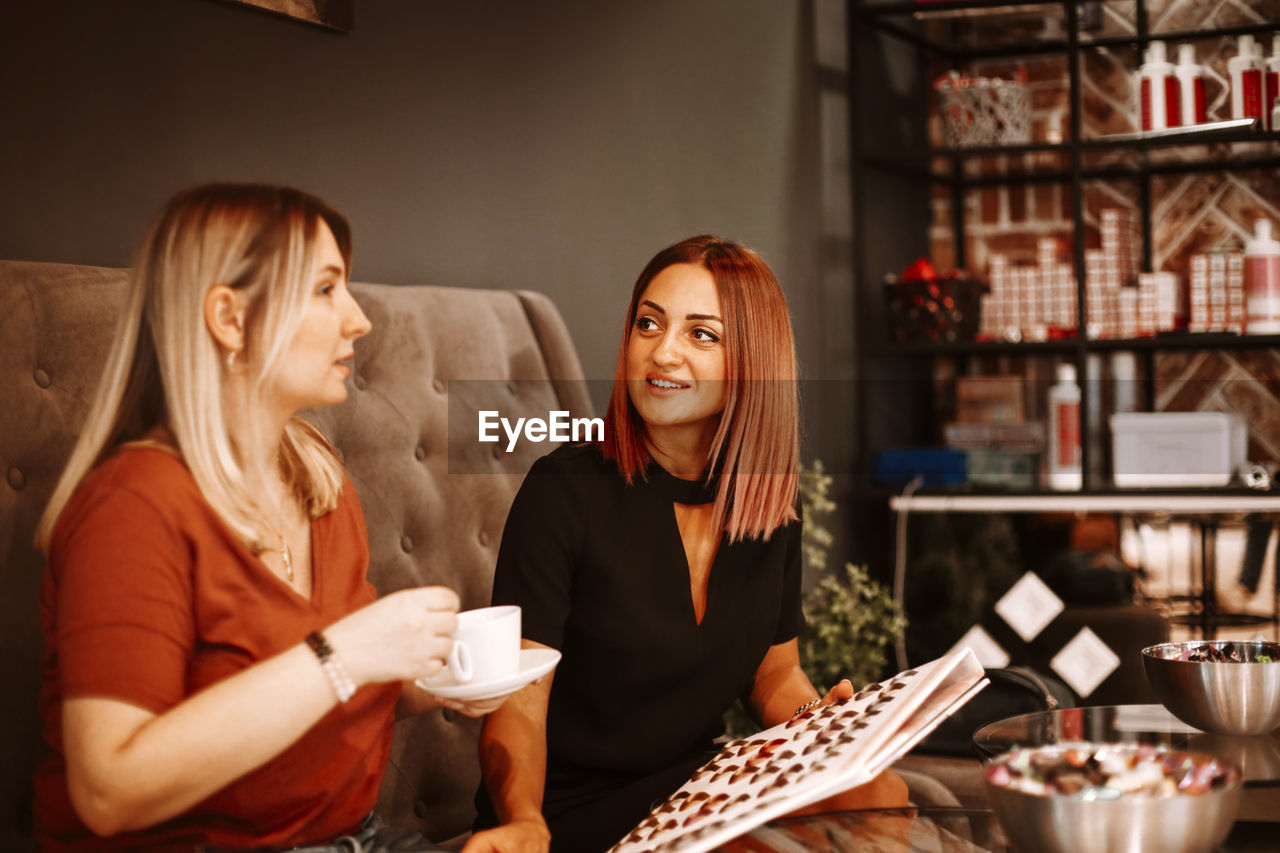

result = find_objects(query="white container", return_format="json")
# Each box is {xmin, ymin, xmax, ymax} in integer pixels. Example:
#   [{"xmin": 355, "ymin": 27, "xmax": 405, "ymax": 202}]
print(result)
[
  {"xmin": 1046, "ymin": 363, "xmax": 1082, "ymax": 490},
  {"xmin": 1246, "ymin": 218, "xmax": 1280, "ymax": 333},
  {"xmin": 1138, "ymin": 40, "xmax": 1179, "ymax": 130},
  {"xmin": 1111, "ymin": 412, "xmax": 1246, "ymax": 487},
  {"xmin": 1229, "ymin": 34, "xmax": 1266, "ymax": 124},
  {"xmin": 1175, "ymin": 43, "xmax": 1207, "ymax": 127}
]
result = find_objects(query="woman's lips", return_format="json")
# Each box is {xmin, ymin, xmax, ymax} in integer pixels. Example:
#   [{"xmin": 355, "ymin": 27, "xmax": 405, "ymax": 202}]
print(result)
[{"xmin": 647, "ymin": 374, "xmax": 689, "ymax": 390}]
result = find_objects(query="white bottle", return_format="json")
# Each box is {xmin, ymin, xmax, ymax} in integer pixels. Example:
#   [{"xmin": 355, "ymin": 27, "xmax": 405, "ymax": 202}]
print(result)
[
  {"xmin": 1138, "ymin": 40, "xmax": 1178, "ymax": 130},
  {"xmin": 1229, "ymin": 34, "xmax": 1265, "ymax": 124},
  {"xmin": 1046, "ymin": 363, "xmax": 1083, "ymax": 490},
  {"xmin": 1175, "ymin": 43, "xmax": 1207, "ymax": 127},
  {"xmin": 1245, "ymin": 218, "xmax": 1280, "ymax": 333}
]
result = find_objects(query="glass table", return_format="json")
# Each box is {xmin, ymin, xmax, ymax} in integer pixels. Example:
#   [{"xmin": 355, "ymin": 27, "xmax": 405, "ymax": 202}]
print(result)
[
  {"xmin": 972, "ymin": 703, "xmax": 1280, "ymax": 789},
  {"xmin": 705, "ymin": 706, "xmax": 1280, "ymax": 851},
  {"xmin": 716, "ymin": 807, "xmax": 1012, "ymax": 852}
]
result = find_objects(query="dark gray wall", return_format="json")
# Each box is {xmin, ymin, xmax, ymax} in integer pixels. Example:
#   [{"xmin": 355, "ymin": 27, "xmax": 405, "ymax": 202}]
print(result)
[
  {"xmin": 1, "ymin": 0, "xmax": 828, "ymax": 393},
  {"xmin": 2, "ymin": 0, "xmax": 899, "ymax": 582}
]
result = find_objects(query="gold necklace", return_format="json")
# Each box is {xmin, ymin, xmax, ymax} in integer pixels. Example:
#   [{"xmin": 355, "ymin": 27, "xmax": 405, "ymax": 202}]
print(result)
[{"xmin": 278, "ymin": 532, "xmax": 294, "ymax": 582}]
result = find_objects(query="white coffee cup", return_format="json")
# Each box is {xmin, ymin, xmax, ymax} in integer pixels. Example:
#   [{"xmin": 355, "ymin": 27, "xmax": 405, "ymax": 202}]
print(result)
[{"xmin": 447, "ymin": 605, "xmax": 521, "ymax": 684}]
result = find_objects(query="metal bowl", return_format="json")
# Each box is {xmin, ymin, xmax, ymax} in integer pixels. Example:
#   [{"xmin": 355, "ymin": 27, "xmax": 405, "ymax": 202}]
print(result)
[
  {"xmin": 984, "ymin": 742, "xmax": 1242, "ymax": 853},
  {"xmin": 1143, "ymin": 641, "xmax": 1280, "ymax": 736}
]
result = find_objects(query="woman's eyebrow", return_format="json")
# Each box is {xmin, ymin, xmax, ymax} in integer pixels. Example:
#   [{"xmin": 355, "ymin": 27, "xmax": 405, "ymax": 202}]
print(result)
[
  {"xmin": 639, "ymin": 299, "xmax": 721, "ymax": 323},
  {"xmin": 318, "ymin": 263, "xmax": 345, "ymax": 277}
]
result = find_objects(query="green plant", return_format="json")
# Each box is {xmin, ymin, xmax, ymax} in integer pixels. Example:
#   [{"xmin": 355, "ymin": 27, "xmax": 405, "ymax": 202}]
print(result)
[
  {"xmin": 800, "ymin": 562, "xmax": 905, "ymax": 692},
  {"xmin": 722, "ymin": 460, "xmax": 906, "ymax": 737}
]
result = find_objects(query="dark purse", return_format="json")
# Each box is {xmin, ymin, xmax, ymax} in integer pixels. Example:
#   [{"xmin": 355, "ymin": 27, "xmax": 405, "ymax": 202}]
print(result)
[{"xmin": 913, "ymin": 665, "xmax": 1078, "ymax": 758}]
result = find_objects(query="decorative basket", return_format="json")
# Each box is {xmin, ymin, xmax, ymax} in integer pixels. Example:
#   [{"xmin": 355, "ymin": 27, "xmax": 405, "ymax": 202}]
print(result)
[
  {"xmin": 884, "ymin": 268, "xmax": 986, "ymax": 344},
  {"xmin": 936, "ymin": 74, "xmax": 1031, "ymax": 148}
]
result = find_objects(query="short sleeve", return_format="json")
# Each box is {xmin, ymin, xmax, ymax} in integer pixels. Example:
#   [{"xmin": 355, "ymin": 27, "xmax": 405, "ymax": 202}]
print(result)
[
  {"xmin": 772, "ymin": 514, "xmax": 805, "ymax": 644},
  {"xmin": 53, "ymin": 486, "xmax": 195, "ymax": 713},
  {"xmin": 490, "ymin": 454, "xmax": 586, "ymax": 650}
]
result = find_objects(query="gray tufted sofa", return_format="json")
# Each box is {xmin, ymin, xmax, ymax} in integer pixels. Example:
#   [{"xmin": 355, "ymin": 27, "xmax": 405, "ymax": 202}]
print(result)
[{"xmin": 0, "ymin": 259, "xmax": 592, "ymax": 849}]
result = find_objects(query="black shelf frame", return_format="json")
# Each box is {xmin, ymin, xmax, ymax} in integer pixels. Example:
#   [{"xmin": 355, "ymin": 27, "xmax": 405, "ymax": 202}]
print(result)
[
  {"xmin": 847, "ymin": 0, "xmax": 1280, "ymax": 573},
  {"xmin": 862, "ymin": 332, "xmax": 1280, "ymax": 358},
  {"xmin": 851, "ymin": 0, "xmax": 1280, "ymax": 61},
  {"xmin": 862, "ymin": 148, "xmax": 1280, "ymax": 188}
]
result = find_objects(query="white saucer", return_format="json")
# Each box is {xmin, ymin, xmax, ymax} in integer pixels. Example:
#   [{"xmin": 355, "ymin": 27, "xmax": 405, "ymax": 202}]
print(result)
[{"xmin": 415, "ymin": 648, "xmax": 561, "ymax": 700}]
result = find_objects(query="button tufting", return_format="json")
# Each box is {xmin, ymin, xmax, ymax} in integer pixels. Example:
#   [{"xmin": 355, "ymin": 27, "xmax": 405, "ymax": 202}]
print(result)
[
  {"xmin": 507, "ymin": 381, "xmax": 519, "ymax": 396},
  {"xmin": 432, "ymin": 378, "xmax": 445, "ymax": 394},
  {"xmin": 7, "ymin": 468, "xmax": 24, "ymax": 490},
  {"xmin": 33, "ymin": 369, "xmax": 51, "ymax": 388},
  {"xmin": 353, "ymin": 375, "xmax": 366, "ymax": 391},
  {"xmin": 491, "ymin": 445, "xmax": 502, "ymax": 459},
  {"xmin": 413, "ymin": 801, "xmax": 429, "ymax": 819},
  {"xmin": 414, "ymin": 445, "xmax": 426, "ymax": 462},
  {"xmin": 478, "ymin": 530, "xmax": 490, "ymax": 547},
  {"xmin": 442, "ymin": 708, "xmax": 457, "ymax": 724},
  {"xmin": 400, "ymin": 535, "xmax": 413, "ymax": 553}
]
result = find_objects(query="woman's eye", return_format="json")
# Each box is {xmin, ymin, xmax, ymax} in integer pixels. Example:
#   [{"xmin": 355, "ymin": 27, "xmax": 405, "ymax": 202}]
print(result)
[
  {"xmin": 634, "ymin": 316, "xmax": 659, "ymax": 332},
  {"xmin": 693, "ymin": 328, "xmax": 720, "ymax": 343},
  {"xmin": 316, "ymin": 281, "xmax": 336, "ymax": 296}
]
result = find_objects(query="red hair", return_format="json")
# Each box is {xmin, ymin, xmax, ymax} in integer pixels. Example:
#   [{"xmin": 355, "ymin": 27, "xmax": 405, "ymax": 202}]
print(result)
[{"xmin": 601, "ymin": 235, "xmax": 799, "ymax": 542}]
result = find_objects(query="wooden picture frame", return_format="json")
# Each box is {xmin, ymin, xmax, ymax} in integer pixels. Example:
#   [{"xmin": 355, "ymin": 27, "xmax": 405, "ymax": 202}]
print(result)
[{"xmin": 224, "ymin": 0, "xmax": 353, "ymax": 32}]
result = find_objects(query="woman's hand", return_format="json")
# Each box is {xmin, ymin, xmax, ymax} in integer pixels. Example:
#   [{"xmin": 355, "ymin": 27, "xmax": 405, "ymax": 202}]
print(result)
[
  {"xmin": 749, "ymin": 639, "xmax": 858, "ymax": 728},
  {"xmin": 812, "ymin": 678, "xmax": 854, "ymax": 710},
  {"xmin": 461, "ymin": 817, "xmax": 551, "ymax": 853},
  {"xmin": 435, "ymin": 692, "xmax": 514, "ymax": 718},
  {"xmin": 325, "ymin": 586, "xmax": 460, "ymax": 687}
]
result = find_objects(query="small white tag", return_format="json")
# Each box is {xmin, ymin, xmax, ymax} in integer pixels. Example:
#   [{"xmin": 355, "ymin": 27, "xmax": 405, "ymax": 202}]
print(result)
[
  {"xmin": 995, "ymin": 572, "xmax": 1064, "ymax": 642},
  {"xmin": 1050, "ymin": 627, "xmax": 1121, "ymax": 698},
  {"xmin": 947, "ymin": 625, "xmax": 1011, "ymax": 669}
]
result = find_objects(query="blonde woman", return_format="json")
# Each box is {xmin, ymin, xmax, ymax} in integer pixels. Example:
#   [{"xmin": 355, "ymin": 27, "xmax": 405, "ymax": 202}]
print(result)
[
  {"xmin": 33, "ymin": 184, "xmax": 506, "ymax": 851},
  {"xmin": 468, "ymin": 236, "xmax": 907, "ymax": 853}
]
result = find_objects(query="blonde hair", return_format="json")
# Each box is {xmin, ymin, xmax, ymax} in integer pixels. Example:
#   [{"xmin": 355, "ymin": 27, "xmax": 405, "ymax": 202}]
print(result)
[
  {"xmin": 36, "ymin": 184, "xmax": 351, "ymax": 552},
  {"xmin": 601, "ymin": 235, "xmax": 799, "ymax": 542}
]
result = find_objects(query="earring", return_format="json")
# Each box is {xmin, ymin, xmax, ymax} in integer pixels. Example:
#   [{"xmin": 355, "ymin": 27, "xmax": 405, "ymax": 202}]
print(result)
[{"xmin": 227, "ymin": 350, "xmax": 237, "ymax": 369}]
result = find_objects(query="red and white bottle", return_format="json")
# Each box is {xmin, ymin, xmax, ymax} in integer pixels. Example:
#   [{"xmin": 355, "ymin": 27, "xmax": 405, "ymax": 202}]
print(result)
[
  {"xmin": 1175, "ymin": 43, "xmax": 1207, "ymax": 127},
  {"xmin": 1266, "ymin": 34, "xmax": 1280, "ymax": 131},
  {"xmin": 1046, "ymin": 363, "xmax": 1082, "ymax": 490},
  {"xmin": 1139, "ymin": 40, "xmax": 1179, "ymax": 131},
  {"xmin": 1229, "ymin": 34, "xmax": 1266, "ymax": 125},
  {"xmin": 1246, "ymin": 218, "xmax": 1280, "ymax": 334}
]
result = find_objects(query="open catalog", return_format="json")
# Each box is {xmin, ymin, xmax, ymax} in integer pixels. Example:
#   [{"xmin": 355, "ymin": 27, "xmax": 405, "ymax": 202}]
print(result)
[{"xmin": 608, "ymin": 647, "xmax": 988, "ymax": 853}]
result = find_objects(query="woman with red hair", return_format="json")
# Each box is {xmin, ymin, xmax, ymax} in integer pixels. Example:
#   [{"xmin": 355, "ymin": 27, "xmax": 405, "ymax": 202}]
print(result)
[{"xmin": 467, "ymin": 236, "xmax": 905, "ymax": 853}]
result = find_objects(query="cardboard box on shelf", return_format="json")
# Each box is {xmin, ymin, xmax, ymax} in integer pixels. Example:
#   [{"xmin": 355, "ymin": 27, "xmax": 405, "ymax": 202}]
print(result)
[
  {"xmin": 1111, "ymin": 412, "xmax": 1246, "ymax": 487},
  {"xmin": 955, "ymin": 375, "xmax": 1026, "ymax": 423}
]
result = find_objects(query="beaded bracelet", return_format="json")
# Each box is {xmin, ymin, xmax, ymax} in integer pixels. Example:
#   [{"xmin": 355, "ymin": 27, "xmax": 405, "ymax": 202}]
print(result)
[{"xmin": 306, "ymin": 631, "xmax": 357, "ymax": 703}]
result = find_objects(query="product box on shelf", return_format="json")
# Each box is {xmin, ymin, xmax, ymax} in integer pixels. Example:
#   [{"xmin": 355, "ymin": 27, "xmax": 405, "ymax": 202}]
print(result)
[
  {"xmin": 1110, "ymin": 412, "xmax": 1246, "ymax": 488},
  {"xmin": 943, "ymin": 421, "xmax": 1044, "ymax": 451},
  {"xmin": 964, "ymin": 448, "xmax": 1039, "ymax": 490},
  {"xmin": 874, "ymin": 448, "xmax": 966, "ymax": 488},
  {"xmin": 955, "ymin": 375, "xmax": 1025, "ymax": 423}
]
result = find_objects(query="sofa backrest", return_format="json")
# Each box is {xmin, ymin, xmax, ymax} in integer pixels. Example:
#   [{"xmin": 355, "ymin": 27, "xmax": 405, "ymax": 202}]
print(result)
[{"xmin": 0, "ymin": 260, "xmax": 591, "ymax": 847}]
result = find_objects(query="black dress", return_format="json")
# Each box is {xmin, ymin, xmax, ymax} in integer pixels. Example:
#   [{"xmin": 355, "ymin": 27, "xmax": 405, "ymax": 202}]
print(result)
[{"xmin": 475, "ymin": 444, "xmax": 803, "ymax": 852}]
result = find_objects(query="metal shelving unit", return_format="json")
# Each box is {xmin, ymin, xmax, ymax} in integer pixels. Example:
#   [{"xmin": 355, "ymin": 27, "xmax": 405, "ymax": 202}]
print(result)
[{"xmin": 846, "ymin": 0, "xmax": 1280, "ymax": 569}]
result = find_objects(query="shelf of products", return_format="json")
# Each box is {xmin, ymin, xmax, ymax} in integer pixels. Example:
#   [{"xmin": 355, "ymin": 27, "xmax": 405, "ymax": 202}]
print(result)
[{"xmin": 847, "ymin": 0, "xmax": 1280, "ymax": 542}]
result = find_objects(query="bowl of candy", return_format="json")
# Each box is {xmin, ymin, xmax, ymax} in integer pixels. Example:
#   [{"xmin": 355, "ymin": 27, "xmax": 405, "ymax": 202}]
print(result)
[
  {"xmin": 984, "ymin": 742, "xmax": 1241, "ymax": 853},
  {"xmin": 1143, "ymin": 641, "xmax": 1280, "ymax": 736}
]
